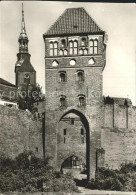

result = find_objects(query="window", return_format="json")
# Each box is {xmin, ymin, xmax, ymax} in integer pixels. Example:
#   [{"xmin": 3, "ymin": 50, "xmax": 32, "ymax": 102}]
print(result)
[
  {"xmin": 79, "ymin": 49, "xmax": 83, "ymax": 55},
  {"xmin": 84, "ymin": 49, "xmax": 88, "ymax": 55},
  {"xmin": 24, "ymin": 74, "xmax": 30, "ymax": 84},
  {"xmin": 94, "ymin": 39, "xmax": 98, "ymax": 54},
  {"xmin": 49, "ymin": 41, "xmax": 58, "ymax": 56},
  {"xmin": 59, "ymin": 71, "xmax": 66, "ymax": 82},
  {"xmin": 90, "ymin": 40, "xmax": 94, "ymax": 54},
  {"xmin": 81, "ymin": 37, "xmax": 86, "ymax": 46},
  {"xmin": 77, "ymin": 70, "xmax": 84, "ymax": 82},
  {"xmin": 54, "ymin": 42, "xmax": 58, "ymax": 56},
  {"xmin": 69, "ymin": 40, "xmax": 78, "ymax": 55},
  {"xmin": 60, "ymin": 96, "xmax": 66, "ymax": 107},
  {"xmin": 89, "ymin": 39, "xmax": 98, "ymax": 54},
  {"xmin": 64, "ymin": 137, "xmax": 66, "ymax": 143},
  {"xmin": 69, "ymin": 41, "xmax": 73, "ymax": 55},
  {"xmin": 64, "ymin": 129, "xmax": 67, "ymax": 135},
  {"xmin": 71, "ymin": 119, "xmax": 74, "ymax": 125},
  {"xmin": 64, "ymin": 49, "xmax": 68, "ymax": 56},
  {"xmin": 79, "ymin": 95, "xmax": 86, "ymax": 106},
  {"xmin": 36, "ymin": 147, "xmax": 38, "ymax": 152},
  {"xmin": 81, "ymin": 128, "xmax": 84, "ymax": 135},
  {"xmin": 60, "ymin": 50, "xmax": 63, "ymax": 56},
  {"xmin": 74, "ymin": 40, "xmax": 78, "ymax": 54},
  {"xmin": 62, "ymin": 39, "xmax": 66, "ymax": 47}
]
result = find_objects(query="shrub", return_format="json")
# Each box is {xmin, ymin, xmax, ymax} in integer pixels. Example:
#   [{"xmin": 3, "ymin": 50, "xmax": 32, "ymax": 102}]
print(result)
[
  {"xmin": 87, "ymin": 164, "xmax": 136, "ymax": 191},
  {"xmin": 0, "ymin": 152, "xmax": 78, "ymax": 193}
]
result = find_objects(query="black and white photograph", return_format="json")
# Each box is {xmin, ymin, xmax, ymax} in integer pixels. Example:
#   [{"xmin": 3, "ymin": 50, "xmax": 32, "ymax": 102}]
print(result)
[{"xmin": 0, "ymin": 1, "xmax": 136, "ymax": 194}]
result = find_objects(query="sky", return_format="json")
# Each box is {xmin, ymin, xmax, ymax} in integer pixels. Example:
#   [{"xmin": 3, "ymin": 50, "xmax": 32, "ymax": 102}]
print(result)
[{"xmin": 0, "ymin": 1, "xmax": 136, "ymax": 105}]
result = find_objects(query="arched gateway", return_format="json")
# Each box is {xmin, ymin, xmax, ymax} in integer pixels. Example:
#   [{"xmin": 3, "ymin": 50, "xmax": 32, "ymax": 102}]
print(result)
[
  {"xmin": 57, "ymin": 109, "xmax": 90, "ymax": 180},
  {"xmin": 43, "ymin": 7, "xmax": 106, "ymax": 181}
]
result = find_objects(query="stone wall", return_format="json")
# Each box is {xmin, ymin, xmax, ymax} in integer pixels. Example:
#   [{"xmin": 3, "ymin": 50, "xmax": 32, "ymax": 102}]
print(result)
[
  {"xmin": 102, "ymin": 99, "xmax": 136, "ymax": 169},
  {"xmin": 0, "ymin": 105, "xmax": 43, "ymax": 159}
]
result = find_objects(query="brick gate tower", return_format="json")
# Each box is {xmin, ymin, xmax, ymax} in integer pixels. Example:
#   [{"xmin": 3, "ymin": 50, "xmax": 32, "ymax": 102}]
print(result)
[{"xmin": 43, "ymin": 7, "xmax": 106, "ymax": 180}]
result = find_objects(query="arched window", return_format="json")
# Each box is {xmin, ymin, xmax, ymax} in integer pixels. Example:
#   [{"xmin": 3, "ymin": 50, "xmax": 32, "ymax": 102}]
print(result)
[
  {"xmin": 50, "ymin": 42, "xmax": 53, "ymax": 56},
  {"xmin": 60, "ymin": 96, "xmax": 66, "ymax": 107},
  {"xmin": 54, "ymin": 42, "xmax": 58, "ymax": 56},
  {"xmin": 89, "ymin": 39, "xmax": 98, "ymax": 54},
  {"xmin": 79, "ymin": 95, "xmax": 86, "ymax": 106},
  {"xmin": 24, "ymin": 74, "xmax": 30, "ymax": 84},
  {"xmin": 69, "ymin": 40, "xmax": 78, "ymax": 55},
  {"xmin": 60, "ymin": 50, "xmax": 63, "ymax": 56},
  {"xmin": 59, "ymin": 72, "xmax": 66, "ymax": 82},
  {"xmin": 77, "ymin": 70, "xmax": 84, "ymax": 82},
  {"xmin": 90, "ymin": 39, "xmax": 94, "ymax": 54},
  {"xmin": 84, "ymin": 49, "xmax": 88, "ymax": 55},
  {"xmin": 69, "ymin": 41, "xmax": 73, "ymax": 55},
  {"xmin": 73, "ymin": 40, "xmax": 78, "ymax": 54},
  {"xmin": 49, "ymin": 41, "xmax": 58, "ymax": 56},
  {"xmin": 81, "ymin": 37, "xmax": 86, "ymax": 46},
  {"xmin": 79, "ymin": 49, "xmax": 83, "ymax": 55},
  {"xmin": 64, "ymin": 49, "xmax": 68, "ymax": 56},
  {"xmin": 94, "ymin": 39, "xmax": 98, "ymax": 54}
]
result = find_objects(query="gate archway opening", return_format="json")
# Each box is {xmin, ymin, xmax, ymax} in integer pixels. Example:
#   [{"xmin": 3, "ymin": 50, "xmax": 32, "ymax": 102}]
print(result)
[
  {"xmin": 58, "ymin": 109, "xmax": 90, "ymax": 181},
  {"xmin": 61, "ymin": 155, "xmax": 87, "ymax": 180}
]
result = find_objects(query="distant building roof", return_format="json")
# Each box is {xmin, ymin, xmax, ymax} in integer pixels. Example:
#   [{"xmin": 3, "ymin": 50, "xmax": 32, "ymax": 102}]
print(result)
[
  {"xmin": 44, "ymin": 7, "xmax": 104, "ymax": 37},
  {"xmin": 0, "ymin": 78, "xmax": 16, "ymax": 88}
]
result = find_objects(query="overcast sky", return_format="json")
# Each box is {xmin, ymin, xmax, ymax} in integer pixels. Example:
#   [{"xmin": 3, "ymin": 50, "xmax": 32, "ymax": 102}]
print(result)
[{"xmin": 0, "ymin": 2, "xmax": 136, "ymax": 105}]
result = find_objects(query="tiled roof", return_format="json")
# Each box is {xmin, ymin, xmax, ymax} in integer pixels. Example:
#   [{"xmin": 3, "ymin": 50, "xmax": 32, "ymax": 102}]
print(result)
[
  {"xmin": 18, "ymin": 59, "xmax": 36, "ymax": 72},
  {"xmin": 44, "ymin": 7, "xmax": 104, "ymax": 36},
  {"xmin": 0, "ymin": 78, "xmax": 16, "ymax": 88}
]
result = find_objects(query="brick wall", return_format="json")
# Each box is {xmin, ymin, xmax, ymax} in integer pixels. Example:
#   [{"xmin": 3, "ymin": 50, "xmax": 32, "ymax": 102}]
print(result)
[
  {"xmin": 102, "ymin": 101, "xmax": 136, "ymax": 169},
  {"xmin": 0, "ymin": 105, "xmax": 43, "ymax": 159}
]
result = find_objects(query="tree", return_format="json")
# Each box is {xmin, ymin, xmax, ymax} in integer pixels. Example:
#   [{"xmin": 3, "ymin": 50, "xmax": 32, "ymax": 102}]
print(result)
[{"xmin": 18, "ymin": 84, "xmax": 45, "ymax": 113}]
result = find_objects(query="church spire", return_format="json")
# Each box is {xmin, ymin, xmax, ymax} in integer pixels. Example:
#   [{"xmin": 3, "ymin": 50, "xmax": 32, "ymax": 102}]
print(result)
[
  {"xmin": 21, "ymin": 3, "xmax": 26, "ymax": 34},
  {"xmin": 18, "ymin": 3, "xmax": 29, "ymax": 53}
]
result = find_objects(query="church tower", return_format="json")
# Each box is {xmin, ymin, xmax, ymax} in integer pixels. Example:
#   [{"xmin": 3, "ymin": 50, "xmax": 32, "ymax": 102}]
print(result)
[
  {"xmin": 15, "ymin": 4, "xmax": 36, "ymax": 90},
  {"xmin": 43, "ymin": 7, "xmax": 106, "ymax": 180}
]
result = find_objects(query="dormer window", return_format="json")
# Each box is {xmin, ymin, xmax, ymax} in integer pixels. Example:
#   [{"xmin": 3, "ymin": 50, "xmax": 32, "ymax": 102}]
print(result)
[
  {"xmin": 49, "ymin": 41, "xmax": 58, "ymax": 56},
  {"xmin": 59, "ymin": 71, "xmax": 66, "ymax": 82},
  {"xmin": 24, "ymin": 74, "xmax": 30, "ymax": 84},
  {"xmin": 60, "ymin": 95, "xmax": 66, "ymax": 107},
  {"xmin": 79, "ymin": 95, "xmax": 86, "ymax": 107},
  {"xmin": 77, "ymin": 70, "xmax": 84, "ymax": 82}
]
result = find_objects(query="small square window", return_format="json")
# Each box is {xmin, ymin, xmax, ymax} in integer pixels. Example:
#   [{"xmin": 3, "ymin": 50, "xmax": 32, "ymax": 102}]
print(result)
[
  {"xmin": 71, "ymin": 119, "xmax": 74, "ymax": 125},
  {"xmin": 64, "ymin": 129, "xmax": 67, "ymax": 135}
]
